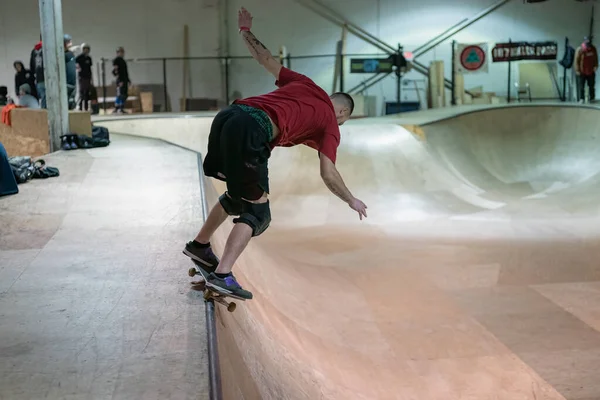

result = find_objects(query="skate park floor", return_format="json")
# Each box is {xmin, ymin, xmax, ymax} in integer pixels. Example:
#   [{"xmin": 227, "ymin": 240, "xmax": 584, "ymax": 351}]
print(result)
[
  {"xmin": 1, "ymin": 102, "xmax": 600, "ymax": 399},
  {"xmin": 0, "ymin": 134, "xmax": 209, "ymax": 399}
]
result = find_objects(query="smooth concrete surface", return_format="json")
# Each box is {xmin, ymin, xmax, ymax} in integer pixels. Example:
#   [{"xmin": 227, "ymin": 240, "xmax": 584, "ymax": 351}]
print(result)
[
  {"xmin": 0, "ymin": 135, "xmax": 209, "ymax": 399},
  {"xmin": 94, "ymin": 103, "xmax": 600, "ymax": 400}
]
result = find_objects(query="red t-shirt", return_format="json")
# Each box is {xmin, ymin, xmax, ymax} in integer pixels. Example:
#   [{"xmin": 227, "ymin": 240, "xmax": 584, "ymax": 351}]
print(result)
[{"xmin": 234, "ymin": 67, "xmax": 341, "ymax": 163}]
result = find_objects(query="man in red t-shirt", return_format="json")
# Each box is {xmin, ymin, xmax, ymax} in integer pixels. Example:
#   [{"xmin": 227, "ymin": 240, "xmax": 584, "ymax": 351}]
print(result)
[
  {"xmin": 183, "ymin": 7, "xmax": 367, "ymax": 299},
  {"xmin": 575, "ymin": 36, "xmax": 598, "ymax": 102}
]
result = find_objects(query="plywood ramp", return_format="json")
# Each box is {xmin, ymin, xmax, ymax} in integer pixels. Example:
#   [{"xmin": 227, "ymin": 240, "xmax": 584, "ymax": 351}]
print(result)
[
  {"xmin": 0, "ymin": 108, "xmax": 91, "ymax": 157},
  {"xmin": 95, "ymin": 103, "xmax": 600, "ymax": 400}
]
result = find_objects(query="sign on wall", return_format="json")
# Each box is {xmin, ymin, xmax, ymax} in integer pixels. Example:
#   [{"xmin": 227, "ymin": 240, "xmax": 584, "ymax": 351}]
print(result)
[
  {"xmin": 350, "ymin": 58, "xmax": 394, "ymax": 73},
  {"xmin": 492, "ymin": 41, "xmax": 558, "ymax": 62},
  {"xmin": 455, "ymin": 43, "xmax": 489, "ymax": 74}
]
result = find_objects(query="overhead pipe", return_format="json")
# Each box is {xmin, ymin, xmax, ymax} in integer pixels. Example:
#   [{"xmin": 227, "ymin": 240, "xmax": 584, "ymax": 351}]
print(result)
[
  {"xmin": 294, "ymin": 0, "xmax": 394, "ymax": 54},
  {"xmin": 297, "ymin": 0, "xmax": 396, "ymax": 53},
  {"xmin": 411, "ymin": 18, "xmax": 468, "ymax": 56},
  {"xmin": 413, "ymin": 0, "xmax": 512, "ymax": 59},
  {"xmin": 349, "ymin": 72, "xmax": 393, "ymax": 95}
]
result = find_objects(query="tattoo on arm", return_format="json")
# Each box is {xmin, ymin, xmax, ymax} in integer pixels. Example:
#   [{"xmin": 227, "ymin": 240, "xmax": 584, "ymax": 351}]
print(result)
[{"xmin": 242, "ymin": 31, "xmax": 272, "ymax": 61}]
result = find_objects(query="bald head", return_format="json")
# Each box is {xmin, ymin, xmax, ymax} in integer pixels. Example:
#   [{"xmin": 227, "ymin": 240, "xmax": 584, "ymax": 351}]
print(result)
[{"xmin": 330, "ymin": 92, "xmax": 354, "ymax": 125}]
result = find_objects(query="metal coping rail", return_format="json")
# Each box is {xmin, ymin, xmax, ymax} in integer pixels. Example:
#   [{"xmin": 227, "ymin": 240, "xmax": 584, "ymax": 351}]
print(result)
[{"xmin": 197, "ymin": 153, "xmax": 223, "ymax": 400}]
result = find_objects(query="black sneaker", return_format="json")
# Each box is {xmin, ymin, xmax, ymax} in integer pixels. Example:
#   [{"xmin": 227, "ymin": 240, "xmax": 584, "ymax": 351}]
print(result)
[
  {"xmin": 206, "ymin": 273, "xmax": 253, "ymax": 300},
  {"xmin": 183, "ymin": 241, "xmax": 220, "ymax": 272}
]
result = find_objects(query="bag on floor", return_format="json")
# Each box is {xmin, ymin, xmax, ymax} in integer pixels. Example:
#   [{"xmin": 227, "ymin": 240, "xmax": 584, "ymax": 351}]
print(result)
[
  {"xmin": 8, "ymin": 156, "xmax": 35, "ymax": 184},
  {"xmin": 92, "ymin": 126, "xmax": 110, "ymax": 141},
  {"xmin": 32, "ymin": 159, "xmax": 59, "ymax": 179}
]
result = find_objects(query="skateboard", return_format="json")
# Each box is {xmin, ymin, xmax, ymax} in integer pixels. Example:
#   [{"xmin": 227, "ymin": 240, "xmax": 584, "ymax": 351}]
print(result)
[{"xmin": 188, "ymin": 259, "xmax": 246, "ymax": 313}]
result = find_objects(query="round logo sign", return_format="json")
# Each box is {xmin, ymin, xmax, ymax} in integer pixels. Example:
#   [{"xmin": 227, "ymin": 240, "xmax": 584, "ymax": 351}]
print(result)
[{"xmin": 460, "ymin": 45, "xmax": 486, "ymax": 71}]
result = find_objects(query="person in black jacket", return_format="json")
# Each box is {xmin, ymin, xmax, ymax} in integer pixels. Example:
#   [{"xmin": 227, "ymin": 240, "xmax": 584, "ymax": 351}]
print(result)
[
  {"xmin": 112, "ymin": 47, "xmax": 130, "ymax": 113},
  {"xmin": 64, "ymin": 34, "xmax": 77, "ymax": 110},
  {"xmin": 30, "ymin": 37, "xmax": 45, "ymax": 108},
  {"xmin": 13, "ymin": 61, "xmax": 37, "ymax": 100},
  {"xmin": 75, "ymin": 44, "xmax": 92, "ymax": 111}
]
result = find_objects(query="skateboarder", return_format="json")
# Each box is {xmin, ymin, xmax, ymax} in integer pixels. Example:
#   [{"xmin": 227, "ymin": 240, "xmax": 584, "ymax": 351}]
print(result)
[{"xmin": 183, "ymin": 7, "xmax": 367, "ymax": 300}]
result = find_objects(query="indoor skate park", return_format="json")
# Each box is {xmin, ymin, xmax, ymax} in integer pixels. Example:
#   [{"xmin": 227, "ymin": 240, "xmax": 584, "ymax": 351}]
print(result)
[{"xmin": 1, "ymin": 0, "xmax": 600, "ymax": 399}]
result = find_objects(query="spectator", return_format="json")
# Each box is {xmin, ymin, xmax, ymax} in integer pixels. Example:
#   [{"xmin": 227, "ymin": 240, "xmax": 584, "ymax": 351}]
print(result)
[
  {"xmin": 75, "ymin": 43, "xmax": 92, "ymax": 111},
  {"xmin": 30, "ymin": 36, "xmax": 45, "ymax": 108},
  {"xmin": 17, "ymin": 84, "xmax": 40, "ymax": 109},
  {"xmin": 575, "ymin": 36, "xmax": 598, "ymax": 103},
  {"xmin": 112, "ymin": 46, "xmax": 130, "ymax": 114},
  {"xmin": 0, "ymin": 86, "xmax": 8, "ymax": 106},
  {"xmin": 14, "ymin": 61, "xmax": 37, "ymax": 99},
  {"xmin": 64, "ymin": 34, "xmax": 77, "ymax": 110}
]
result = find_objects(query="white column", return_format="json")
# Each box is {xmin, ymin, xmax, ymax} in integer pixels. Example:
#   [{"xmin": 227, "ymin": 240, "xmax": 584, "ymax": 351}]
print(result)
[{"xmin": 39, "ymin": 0, "xmax": 69, "ymax": 152}]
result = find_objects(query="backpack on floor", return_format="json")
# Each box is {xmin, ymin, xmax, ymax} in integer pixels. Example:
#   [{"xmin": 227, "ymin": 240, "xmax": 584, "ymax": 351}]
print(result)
[{"xmin": 32, "ymin": 159, "xmax": 59, "ymax": 179}]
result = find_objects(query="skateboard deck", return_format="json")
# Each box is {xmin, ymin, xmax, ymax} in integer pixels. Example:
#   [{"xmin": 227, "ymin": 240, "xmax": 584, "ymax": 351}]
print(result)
[{"xmin": 188, "ymin": 259, "xmax": 246, "ymax": 313}]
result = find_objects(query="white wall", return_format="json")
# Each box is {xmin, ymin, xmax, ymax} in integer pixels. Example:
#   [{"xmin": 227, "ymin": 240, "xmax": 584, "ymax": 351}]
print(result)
[{"xmin": 0, "ymin": 0, "xmax": 597, "ymax": 112}]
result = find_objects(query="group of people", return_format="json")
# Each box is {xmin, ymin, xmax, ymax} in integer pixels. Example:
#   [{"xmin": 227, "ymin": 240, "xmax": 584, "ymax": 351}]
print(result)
[
  {"xmin": 2, "ymin": 35, "xmax": 130, "ymax": 114},
  {"xmin": 23, "ymin": 34, "xmax": 96, "ymax": 111}
]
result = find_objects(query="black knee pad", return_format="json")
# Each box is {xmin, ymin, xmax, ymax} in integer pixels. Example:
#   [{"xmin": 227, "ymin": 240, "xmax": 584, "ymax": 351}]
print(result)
[
  {"xmin": 233, "ymin": 200, "xmax": 271, "ymax": 237},
  {"xmin": 219, "ymin": 192, "xmax": 243, "ymax": 216}
]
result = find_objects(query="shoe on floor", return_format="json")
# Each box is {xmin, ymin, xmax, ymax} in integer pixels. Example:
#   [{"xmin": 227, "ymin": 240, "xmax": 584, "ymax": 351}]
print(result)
[
  {"xmin": 206, "ymin": 273, "xmax": 253, "ymax": 300},
  {"xmin": 183, "ymin": 240, "xmax": 220, "ymax": 271}
]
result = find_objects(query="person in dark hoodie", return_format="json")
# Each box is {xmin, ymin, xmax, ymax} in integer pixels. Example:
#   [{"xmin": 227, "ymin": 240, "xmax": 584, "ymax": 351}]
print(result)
[
  {"xmin": 112, "ymin": 47, "xmax": 130, "ymax": 113},
  {"xmin": 13, "ymin": 61, "xmax": 37, "ymax": 99},
  {"xmin": 75, "ymin": 43, "xmax": 93, "ymax": 111},
  {"xmin": 30, "ymin": 36, "xmax": 45, "ymax": 108},
  {"xmin": 64, "ymin": 34, "xmax": 77, "ymax": 110}
]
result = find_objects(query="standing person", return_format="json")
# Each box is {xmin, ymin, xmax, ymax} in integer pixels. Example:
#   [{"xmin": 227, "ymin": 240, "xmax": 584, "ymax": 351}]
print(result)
[
  {"xmin": 76, "ymin": 44, "xmax": 93, "ymax": 111},
  {"xmin": 30, "ymin": 36, "xmax": 45, "ymax": 108},
  {"xmin": 182, "ymin": 7, "xmax": 367, "ymax": 300},
  {"xmin": 64, "ymin": 34, "xmax": 77, "ymax": 110},
  {"xmin": 13, "ymin": 61, "xmax": 37, "ymax": 99},
  {"xmin": 112, "ymin": 47, "xmax": 130, "ymax": 114},
  {"xmin": 575, "ymin": 36, "xmax": 598, "ymax": 103}
]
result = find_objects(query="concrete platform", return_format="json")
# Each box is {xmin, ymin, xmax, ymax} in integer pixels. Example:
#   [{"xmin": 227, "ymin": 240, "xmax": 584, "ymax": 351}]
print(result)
[{"xmin": 0, "ymin": 134, "xmax": 209, "ymax": 399}]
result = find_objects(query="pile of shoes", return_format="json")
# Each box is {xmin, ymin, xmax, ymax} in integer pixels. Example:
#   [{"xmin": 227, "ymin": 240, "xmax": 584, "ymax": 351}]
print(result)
[{"xmin": 61, "ymin": 126, "xmax": 111, "ymax": 151}]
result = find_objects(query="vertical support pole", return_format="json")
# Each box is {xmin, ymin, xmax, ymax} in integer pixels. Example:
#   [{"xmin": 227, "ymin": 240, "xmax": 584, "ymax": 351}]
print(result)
[
  {"xmin": 279, "ymin": 46, "xmax": 287, "ymax": 65},
  {"xmin": 287, "ymin": 53, "xmax": 292, "ymax": 70},
  {"xmin": 101, "ymin": 58, "xmax": 107, "ymax": 113},
  {"xmin": 507, "ymin": 38, "xmax": 512, "ymax": 103},
  {"xmin": 590, "ymin": 4, "xmax": 595, "ymax": 43},
  {"xmin": 396, "ymin": 44, "xmax": 402, "ymax": 105},
  {"xmin": 451, "ymin": 40, "xmax": 456, "ymax": 106},
  {"xmin": 39, "ymin": 0, "xmax": 69, "ymax": 152},
  {"xmin": 339, "ymin": 53, "xmax": 344, "ymax": 92},
  {"xmin": 182, "ymin": 24, "xmax": 189, "ymax": 112},
  {"xmin": 225, "ymin": 57, "xmax": 230, "ymax": 105},
  {"xmin": 163, "ymin": 58, "xmax": 168, "ymax": 112},
  {"xmin": 562, "ymin": 37, "xmax": 568, "ymax": 102}
]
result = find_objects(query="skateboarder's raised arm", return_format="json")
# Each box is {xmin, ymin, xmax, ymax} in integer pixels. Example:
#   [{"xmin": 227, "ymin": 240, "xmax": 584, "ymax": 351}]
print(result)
[
  {"xmin": 320, "ymin": 153, "xmax": 368, "ymax": 220},
  {"xmin": 238, "ymin": 7, "xmax": 282, "ymax": 80}
]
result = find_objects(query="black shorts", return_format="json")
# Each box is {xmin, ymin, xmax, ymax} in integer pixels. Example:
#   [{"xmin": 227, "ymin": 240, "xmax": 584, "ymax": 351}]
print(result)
[{"xmin": 203, "ymin": 105, "xmax": 272, "ymax": 201}]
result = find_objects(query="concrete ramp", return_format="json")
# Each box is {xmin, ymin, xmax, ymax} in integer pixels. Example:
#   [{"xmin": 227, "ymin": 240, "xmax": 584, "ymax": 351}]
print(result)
[{"xmin": 96, "ymin": 104, "xmax": 600, "ymax": 400}]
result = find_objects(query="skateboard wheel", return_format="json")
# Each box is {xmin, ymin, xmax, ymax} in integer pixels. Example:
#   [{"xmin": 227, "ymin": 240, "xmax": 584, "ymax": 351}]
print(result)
[
  {"xmin": 188, "ymin": 267, "xmax": 197, "ymax": 277},
  {"xmin": 227, "ymin": 302, "xmax": 236, "ymax": 312}
]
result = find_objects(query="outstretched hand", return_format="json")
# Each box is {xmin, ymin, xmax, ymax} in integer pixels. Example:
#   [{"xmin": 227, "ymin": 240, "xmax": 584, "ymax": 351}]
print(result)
[
  {"xmin": 238, "ymin": 7, "xmax": 253, "ymax": 31},
  {"xmin": 349, "ymin": 198, "xmax": 368, "ymax": 220}
]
